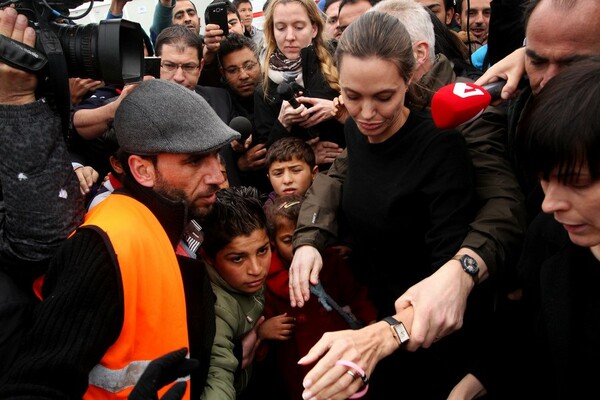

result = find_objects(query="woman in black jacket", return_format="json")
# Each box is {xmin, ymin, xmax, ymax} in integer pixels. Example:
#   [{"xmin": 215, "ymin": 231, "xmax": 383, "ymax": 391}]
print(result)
[{"xmin": 254, "ymin": 0, "xmax": 345, "ymax": 170}]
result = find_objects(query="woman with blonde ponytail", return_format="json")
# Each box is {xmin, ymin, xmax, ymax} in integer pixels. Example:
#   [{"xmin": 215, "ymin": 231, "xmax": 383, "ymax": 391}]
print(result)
[{"xmin": 253, "ymin": 0, "xmax": 345, "ymax": 170}]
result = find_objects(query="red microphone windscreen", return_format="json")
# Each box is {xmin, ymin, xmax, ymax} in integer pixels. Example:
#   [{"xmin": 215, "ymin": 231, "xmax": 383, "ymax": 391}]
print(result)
[{"xmin": 431, "ymin": 82, "xmax": 492, "ymax": 129}]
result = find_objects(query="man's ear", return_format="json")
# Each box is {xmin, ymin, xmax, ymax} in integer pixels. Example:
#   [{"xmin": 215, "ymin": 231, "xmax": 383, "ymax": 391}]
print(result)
[
  {"xmin": 454, "ymin": 12, "xmax": 461, "ymax": 26},
  {"xmin": 109, "ymin": 156, "xmax": 125, "ymax": 176},
  {"xmin": 413, "ymin": 41, "xmax": 429, "ymax": 68},
  {"xmin": 128, "ymin": 155, "xmax": 156, "ymax": 188}
]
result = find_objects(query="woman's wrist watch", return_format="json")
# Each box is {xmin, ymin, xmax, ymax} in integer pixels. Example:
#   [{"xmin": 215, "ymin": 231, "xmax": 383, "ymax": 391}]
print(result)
[{"xmin": 383, "ymin": 316, "xmax": 410, "ymax": 348}]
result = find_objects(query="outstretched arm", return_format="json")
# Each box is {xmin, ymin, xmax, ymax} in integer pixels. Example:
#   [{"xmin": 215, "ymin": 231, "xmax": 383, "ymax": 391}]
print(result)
[
  {"xmin": 298, "ymin": 308, "xmax": 414, "ymax": 400},
  {"xmin": 475, "ymin": 47, "xmax": 526, "ymax": 101},
  {"xmin": 290, "ymin": 150, "xmax": 347, "ymax": 307}
]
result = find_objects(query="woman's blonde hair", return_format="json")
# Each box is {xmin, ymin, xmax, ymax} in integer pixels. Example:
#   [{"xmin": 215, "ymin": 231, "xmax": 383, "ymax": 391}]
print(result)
[{"xmin": 261, "ymin": 0, "xmax": 340, "ymax": 97}]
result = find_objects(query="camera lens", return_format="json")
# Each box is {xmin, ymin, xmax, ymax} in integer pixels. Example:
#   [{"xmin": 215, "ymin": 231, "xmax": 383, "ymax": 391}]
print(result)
[{"xmin": 53, "ymin": 19, "xmax": 144, "ymax": 84}]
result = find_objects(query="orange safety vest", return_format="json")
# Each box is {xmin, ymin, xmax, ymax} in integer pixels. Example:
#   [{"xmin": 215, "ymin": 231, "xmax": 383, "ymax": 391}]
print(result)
[{"xmin": 79, "ymin": 193, "xmax": 190, "ymax": 400}]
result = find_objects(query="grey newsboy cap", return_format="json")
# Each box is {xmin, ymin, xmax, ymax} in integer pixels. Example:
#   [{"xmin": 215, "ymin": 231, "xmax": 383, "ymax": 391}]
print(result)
[{"xmin": 114, "ymin": 79, "xmax": 240, "ymax": 154}]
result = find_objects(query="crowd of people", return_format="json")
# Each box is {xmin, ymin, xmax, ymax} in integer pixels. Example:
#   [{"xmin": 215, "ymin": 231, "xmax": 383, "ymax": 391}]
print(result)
[{"xmin": 0, "ymin": 0, "xmax": 599, "ymax": 399}]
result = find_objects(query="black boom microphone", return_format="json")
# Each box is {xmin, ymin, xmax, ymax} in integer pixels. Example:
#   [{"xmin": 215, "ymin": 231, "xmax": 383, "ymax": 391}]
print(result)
[
  {"xmin": 229, "ymin": 116, "xmax": 253, "ymax": 141},
  {"xmin": 277, "ymin": 82, "xmax": 301, "ymax": 108}
]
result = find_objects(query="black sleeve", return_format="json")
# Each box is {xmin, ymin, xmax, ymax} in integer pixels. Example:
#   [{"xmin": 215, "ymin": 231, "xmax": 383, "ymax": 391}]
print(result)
[
  {"xmin": 253, "ymin": 86, "xmax": 289, "ymax": 146},
  {"xmin": 487, "ymin": 0, "xmax": 526, "ymax": 66},
  {"xmin": 0, "ymin": 229, "xmax": 123, "ymax": 400}
]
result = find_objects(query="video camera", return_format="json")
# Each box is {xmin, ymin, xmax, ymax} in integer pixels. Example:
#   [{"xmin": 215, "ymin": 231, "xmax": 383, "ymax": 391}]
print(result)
[
  {"xmin": 0, "ymin": 0, "xmax": 145, "ymax": 140},
  {"xmin": 0, "ymin": 0, "xmax": 144, "ymax": 83}
]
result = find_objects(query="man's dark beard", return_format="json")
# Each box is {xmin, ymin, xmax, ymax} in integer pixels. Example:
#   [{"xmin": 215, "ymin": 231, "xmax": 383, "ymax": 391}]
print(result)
[{"xmin": 153, "ymin": 175, "xmax": 218, "ymax": 220}]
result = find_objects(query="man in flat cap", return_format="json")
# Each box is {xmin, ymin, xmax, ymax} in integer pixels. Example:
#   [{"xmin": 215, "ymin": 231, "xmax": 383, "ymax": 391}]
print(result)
[{"xmin": 0, "ymin": 50, "xmax": 240, "ymax": 399}]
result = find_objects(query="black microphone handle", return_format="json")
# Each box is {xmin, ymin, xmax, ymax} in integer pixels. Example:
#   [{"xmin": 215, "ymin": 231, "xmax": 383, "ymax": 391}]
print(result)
[
  {"xmin": 287, "ymin": 96, "xmax": 302, "ymax": 109},
  {"xmin": 482, "ymin": 80, "xmax": 506, "ymax": 100},
  {"xmin": 277, "ymin": 82, "xmax": 302, "ymax": 109}
]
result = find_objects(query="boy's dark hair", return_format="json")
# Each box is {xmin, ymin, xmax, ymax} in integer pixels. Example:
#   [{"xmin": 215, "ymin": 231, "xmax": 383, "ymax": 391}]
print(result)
[
  {"xmin": 155, "ymin": 24, "xmax": 204, "ymax": 59},
  {"xmin": 201, "ymin": 186, "xmax": 267, "ymax": 258},
  {"xmin": 102, "ymin": 126, "xmax": 123, "ymax": 176},
  {"xmin": 265, "ymin": 193, "xmax": 304, "ymax": 241},
  {"xmin": 217, "ymin": 33, "xmax": 258, "ymax": 65},
  {"xmin": 102, "ymin": 126, "xmax": 120, "ymax": 158},
  {"xmin": 232, "ymin": 0, "xmax": 252, "ymax": 8},
  {"xmin": 265, "ymin": 137, "xmax": 316, "ymax": 169}
]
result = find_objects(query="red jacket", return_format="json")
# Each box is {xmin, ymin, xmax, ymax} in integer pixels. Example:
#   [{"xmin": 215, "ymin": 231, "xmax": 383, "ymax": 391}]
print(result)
[{"xmin": 263, "ymin": 248, "xmax": 378, "ymax": 399}]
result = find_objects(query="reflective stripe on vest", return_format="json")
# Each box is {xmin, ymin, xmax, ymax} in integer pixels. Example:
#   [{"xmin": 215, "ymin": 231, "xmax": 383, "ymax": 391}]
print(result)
[{"xmin": 88, "ymin": 361, "xmax": 190, "ymax": 393}]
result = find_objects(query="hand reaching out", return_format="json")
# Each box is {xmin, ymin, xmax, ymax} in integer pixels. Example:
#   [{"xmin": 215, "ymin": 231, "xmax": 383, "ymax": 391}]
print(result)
[
  {"xmin": 258, "ymin": 313, "xmax": 295, "ymax": 341},
  {"xmin": 235, "ymin": 140, "xmax": 267, "ymax": 172},
  {"xmin": 307, "ymin": 138, "xmax": 343, "ymax": 165},
  {"xmin": 474, "ymin": 47, "xmax": 526, "ymax": 103},
  {"xmin": 394, "ymin": 258, "xmax": 474, "ymax": 351},
  {"xmin": 289, "ymin": 245, "xmax": 323, "ymax": 308},
  {"xmin": 298, "ymin": 307, "xmax": 414, "ymax": 400},
  {"xmin": 73, "ymin": 165, "xmax": 100, "ymax": 196},
  {"xmin": 69, "ymin": 78, "xmax": 103, "ymax": 106}
]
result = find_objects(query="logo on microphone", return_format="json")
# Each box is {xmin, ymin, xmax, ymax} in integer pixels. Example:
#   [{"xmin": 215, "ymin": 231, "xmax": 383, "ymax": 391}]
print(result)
[
  {"xmin": 452, "ymin": 82, "xmax": 486, "ymax": 98},
  {"xmin": 431, "ymin": 82, "xmax": 492, "ymax": 129}
]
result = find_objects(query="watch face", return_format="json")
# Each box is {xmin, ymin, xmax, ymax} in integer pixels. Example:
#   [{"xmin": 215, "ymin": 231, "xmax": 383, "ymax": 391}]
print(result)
[
  {"xmin": 462, "ymin": 255, "xmax": 479, "ymax": 275},
  {"xmin": 394, "ymin": 323, "xmax": 410, "ymax": 343}
]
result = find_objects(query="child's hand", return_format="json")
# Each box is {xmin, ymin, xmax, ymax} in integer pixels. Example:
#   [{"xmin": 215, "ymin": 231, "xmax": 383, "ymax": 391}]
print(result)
[
  {"xmin": 73, "ymin": 165, "xmax": 99, "ymax": 195},
  {"xmin": 258, "ymin": 313, "xmax": 296, "ymax": 341}
]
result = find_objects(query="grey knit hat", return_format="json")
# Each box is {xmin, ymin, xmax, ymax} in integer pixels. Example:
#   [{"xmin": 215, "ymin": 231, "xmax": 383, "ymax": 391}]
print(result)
[{"xmin": 114, "ymin": 79, "xmax": 240, "ymax": 155}]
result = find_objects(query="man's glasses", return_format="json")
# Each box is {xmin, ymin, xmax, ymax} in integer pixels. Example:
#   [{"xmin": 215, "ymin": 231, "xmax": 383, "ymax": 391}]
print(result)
[
  {"xmin": 160, "ymin": 62, "xmax": 200, "ymax": 74},
  {"xmin": 224, "ymin": 61, "xmax": 258, "ymax": 76}
]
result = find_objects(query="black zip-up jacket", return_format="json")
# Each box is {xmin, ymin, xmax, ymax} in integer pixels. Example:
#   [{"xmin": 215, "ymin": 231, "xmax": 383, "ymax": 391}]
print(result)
[{"xmin": 253, "ymin": 44, "xmax": 345, "ymax": 149}]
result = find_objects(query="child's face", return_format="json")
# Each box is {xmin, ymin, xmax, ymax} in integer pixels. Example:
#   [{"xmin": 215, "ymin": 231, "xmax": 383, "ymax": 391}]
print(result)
[
  {"xmin": 213, "ymin": 228, "xmax": 271, "ymax": 294},
  {"xmin": 268, "ymin": 157, "xmax": 317, "ymax": 197},
  {"xmin": 272, "ymin": 216, "xmax": 295, "ymax": 266}
]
